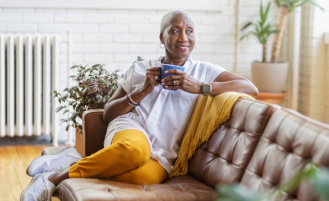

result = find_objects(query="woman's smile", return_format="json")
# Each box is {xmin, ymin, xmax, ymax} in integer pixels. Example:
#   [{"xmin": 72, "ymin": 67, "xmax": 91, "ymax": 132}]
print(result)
[{"xmin": 176, "ymin": 45, "xmax": 189, "ymax": 51}]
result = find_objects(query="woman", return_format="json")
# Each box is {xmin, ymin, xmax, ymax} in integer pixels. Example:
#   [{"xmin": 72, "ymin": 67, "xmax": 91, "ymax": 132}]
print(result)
[{"xmin": 21, "ymin": 10, "xmax": 258, "ymax": 201}]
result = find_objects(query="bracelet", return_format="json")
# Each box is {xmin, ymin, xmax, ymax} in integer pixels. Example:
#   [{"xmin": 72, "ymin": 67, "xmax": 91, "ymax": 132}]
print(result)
[
  {"xmin": 127, "ymin": 93, "xmax": 139, "ymax": 105},
  {"xmin": 128, "ymin": 102, "xmax": 137, "ymax": 107},
  {"xmin": 126, "ymin": 94, "xmax": 139, "ymax": 107}
]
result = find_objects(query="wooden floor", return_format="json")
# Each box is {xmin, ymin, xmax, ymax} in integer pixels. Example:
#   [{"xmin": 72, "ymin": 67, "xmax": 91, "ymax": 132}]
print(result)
[{"xmin": 0, "ymin": 145, "xmax": 61, "ymax": 201}]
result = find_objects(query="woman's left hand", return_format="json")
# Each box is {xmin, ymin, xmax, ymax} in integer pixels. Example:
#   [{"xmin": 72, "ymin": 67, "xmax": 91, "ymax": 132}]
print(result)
[{"xmin": 161, "ymin": 69, "xmax": 203, "ymax": 94}]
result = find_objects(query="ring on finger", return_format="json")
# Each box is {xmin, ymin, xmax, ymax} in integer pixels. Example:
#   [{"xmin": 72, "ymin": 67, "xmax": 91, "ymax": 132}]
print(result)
[
  {"xmin": 174, "ymin": 80, "xmax": 179, "ymax": 86},
  {"xmin": 155, "ymin": 75, "xmax": 159, "ymax": 81}
]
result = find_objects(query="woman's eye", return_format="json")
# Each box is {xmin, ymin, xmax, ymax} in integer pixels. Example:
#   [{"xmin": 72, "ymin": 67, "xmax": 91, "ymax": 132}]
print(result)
[
  {"xmin": 187, "ymin": 30, "xmax": 193, "ymax": 34},
  {"xmin": 171, "ymin": 30, "xmax": 179, "ymax": 34}
]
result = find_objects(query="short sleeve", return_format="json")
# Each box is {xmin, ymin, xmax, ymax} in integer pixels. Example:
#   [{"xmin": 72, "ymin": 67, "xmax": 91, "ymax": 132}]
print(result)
[
  {"xmin": 117, "ymin": 61, "xmax": 147, "ymax": 93},
  {"xmin": 206, "ymin": 62, "xmax": 227, "ymax": 82},
  {"xmin": 118, "ymin": 65, "xmax": 135, "ymax": 93}
]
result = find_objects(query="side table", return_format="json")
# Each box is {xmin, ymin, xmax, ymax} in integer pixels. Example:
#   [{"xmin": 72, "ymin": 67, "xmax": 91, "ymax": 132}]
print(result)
[{"xmin": 256, "ymin": 92, "xmax": 288, "ymax": 104}]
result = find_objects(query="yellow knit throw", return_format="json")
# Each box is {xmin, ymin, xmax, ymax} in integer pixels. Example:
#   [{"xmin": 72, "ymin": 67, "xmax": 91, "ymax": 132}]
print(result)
[{"xmin": 170, "ymin": 92, "xmax": 254, "ymax": 177}]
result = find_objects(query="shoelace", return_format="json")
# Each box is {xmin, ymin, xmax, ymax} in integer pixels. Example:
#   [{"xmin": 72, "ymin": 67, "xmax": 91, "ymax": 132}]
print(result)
[
  {"xmin": 44, "ymin": 163, "xmax": 70, "ymax": 172},
  {"xmin": 35, "ymin": 176, "xmax": 50, "ymax": 201},
  {"xmin": 37, "ymin": 189, "xmax": 48, "ymax": 201},
  {"xmin": 52, "ymin": 164, "xmax": 68, "ymax": 171}
]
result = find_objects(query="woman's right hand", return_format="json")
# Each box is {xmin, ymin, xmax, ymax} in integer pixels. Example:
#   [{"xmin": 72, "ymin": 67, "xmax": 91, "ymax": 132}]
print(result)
[{"xmin": 142, "ymin": 67, "xmax": 161, "ymax": 94}]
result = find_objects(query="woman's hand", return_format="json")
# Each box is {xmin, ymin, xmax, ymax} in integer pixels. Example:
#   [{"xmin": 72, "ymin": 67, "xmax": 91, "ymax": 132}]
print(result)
[
  {"xmin": 142, "ymin": 67, "xmax": 161, "ymax": 94},
  {"xmin": 161, "ymin": 69, "xmax": 202, "ymax": 94}
]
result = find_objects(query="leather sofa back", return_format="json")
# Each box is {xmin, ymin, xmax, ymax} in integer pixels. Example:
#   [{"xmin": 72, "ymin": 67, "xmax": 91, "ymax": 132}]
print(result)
[
  {"xmin": 241, "ymin": 109, "xmax": 329, "ymax": 201},
  {"xmin": 82, "ymin": 109, "xmax": 108, "ymax": 156},
  {"xmin": 188, "ymin": 98, "xmax": 278, "ymax": 187}
]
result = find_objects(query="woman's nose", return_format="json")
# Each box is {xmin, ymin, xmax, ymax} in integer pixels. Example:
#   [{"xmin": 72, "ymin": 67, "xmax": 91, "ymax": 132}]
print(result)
[{"xmin": 178, "ymin": 32, "xmax": 189, "ymax": 41}]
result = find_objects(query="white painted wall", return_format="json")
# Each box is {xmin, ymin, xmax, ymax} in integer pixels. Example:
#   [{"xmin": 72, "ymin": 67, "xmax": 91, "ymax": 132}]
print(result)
[{"xmin": 0, "ymin": 0, "xmax": 274, "ymax": 141}]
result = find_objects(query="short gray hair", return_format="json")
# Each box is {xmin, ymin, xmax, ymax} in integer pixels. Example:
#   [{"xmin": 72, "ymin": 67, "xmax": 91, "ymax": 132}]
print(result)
[{"xmin": 160, "ymin": 10, "xmax": 194, "ymax": 39}]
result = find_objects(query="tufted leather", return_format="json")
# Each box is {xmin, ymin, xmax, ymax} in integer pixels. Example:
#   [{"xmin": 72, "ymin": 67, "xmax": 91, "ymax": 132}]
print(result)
[
  {"xmin": 189, "ymin": 98, "xmax": 278, "ymax": 187},
  {"xmin": 241, "ymin": 108, "xmax": 329, "ymax": 201},
  {"xmin": 44, "ymin": 97, "xmax": 329, "ymax": 201}
]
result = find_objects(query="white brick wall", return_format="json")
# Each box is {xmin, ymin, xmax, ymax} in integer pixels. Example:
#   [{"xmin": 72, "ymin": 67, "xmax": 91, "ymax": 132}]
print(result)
[
  {"xmin": 24, "ymin": 13, "xmax": 53, "ymax": 22},
  {"xmin": 0, "ymin": 13, "xmax": 22, "ymax": 22},
  {"xmin": 0, "ymin": 2, "xmax": 271, "ymax": 140}
]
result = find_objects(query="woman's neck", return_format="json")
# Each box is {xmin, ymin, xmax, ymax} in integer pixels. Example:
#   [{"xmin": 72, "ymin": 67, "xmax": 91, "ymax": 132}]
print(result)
[{"xmin": 162, "ymin": 54, "xmax": 189, "ymax": 66}]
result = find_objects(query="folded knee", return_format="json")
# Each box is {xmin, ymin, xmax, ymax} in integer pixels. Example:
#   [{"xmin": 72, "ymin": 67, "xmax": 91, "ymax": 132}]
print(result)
[{"xmin": 122, "ymin": 141, "xmax": 151, "ymax": 166}]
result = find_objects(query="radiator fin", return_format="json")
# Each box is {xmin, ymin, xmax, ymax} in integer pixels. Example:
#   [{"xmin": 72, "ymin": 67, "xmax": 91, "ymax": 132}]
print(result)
[{"xmin": 0, "ymin": 34, "xmax": 59, "ymax": 141}]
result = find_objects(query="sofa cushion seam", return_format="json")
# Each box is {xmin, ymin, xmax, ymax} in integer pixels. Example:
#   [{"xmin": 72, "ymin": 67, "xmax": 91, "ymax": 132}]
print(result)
[{"xmin": 58, "ymin": 183, "xmax": 77, "ymax": 201}]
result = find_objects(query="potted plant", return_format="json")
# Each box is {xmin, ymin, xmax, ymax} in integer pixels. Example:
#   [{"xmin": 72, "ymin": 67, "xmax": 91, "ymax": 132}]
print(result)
[
  {"xmin": 53, "ymin": 64, "xmax": 123, "ymax": 149},
  {"xmin": 241, "ymin": 0, "xmax": 323, "ymax": 93}
]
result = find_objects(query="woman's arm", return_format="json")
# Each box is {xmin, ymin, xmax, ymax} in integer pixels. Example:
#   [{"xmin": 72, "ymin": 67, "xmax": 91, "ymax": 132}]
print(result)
[
  {"xmin": 103, "ymin": 67, "xmax": 161, "ymax": 124},
  {"xmin": 209, "ymin": 71, "xmax": 258, "ymax": 97},
  {"xmin": 162, "ymin": 70, "xmax": 258, "ymax": 97},
  {"xmin": 103, "ymin": 86, "xmax": 147, "ymax": 123}
]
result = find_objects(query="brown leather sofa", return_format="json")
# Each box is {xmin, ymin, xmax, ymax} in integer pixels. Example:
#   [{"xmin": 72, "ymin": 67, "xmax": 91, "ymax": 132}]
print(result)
[{"xmin": 42, "ymin": 97, "xmax": 329, "ymax": 201}]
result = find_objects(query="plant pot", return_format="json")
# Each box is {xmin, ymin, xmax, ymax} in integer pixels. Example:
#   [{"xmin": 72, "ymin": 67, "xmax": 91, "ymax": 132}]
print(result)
[
  {"xmin": 251, "ymin": 62, "xmax": 288, "ymax": 93},
  {"xmin": 75, "ymin": 127, "xmax": 83, "ymax": 156}
]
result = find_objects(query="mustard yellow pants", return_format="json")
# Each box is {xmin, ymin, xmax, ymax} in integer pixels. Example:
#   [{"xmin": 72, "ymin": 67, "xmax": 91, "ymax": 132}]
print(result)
[{"xmin": 69, "ymin": 129, "xmax": 168, "ymax": 185}]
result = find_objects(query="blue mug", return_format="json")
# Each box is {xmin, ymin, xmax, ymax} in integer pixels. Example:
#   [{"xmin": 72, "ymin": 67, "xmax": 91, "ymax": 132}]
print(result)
[{"xmin": 159, "ymin": 64, "xmax": 185, "ymax": 89}]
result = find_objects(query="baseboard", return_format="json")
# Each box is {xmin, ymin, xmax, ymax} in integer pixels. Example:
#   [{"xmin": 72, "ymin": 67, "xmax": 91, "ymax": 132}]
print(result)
[{"xmin": 0, "ymin": 135, "xmax": 52, "ymax": 146}]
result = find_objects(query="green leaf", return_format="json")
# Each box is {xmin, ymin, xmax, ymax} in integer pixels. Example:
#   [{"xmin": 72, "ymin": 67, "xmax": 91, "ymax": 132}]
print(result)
[
  {"xmin": 275, "ymin": 0, "xmax": 281, "ymax": 7},
  {"xmin": 240, "ymin": 0, "xmax": 277, "ymax": 46},
  {"xmin": 313, "ymin": 169, "xmax": 329, "ymax": 200},
  {"xmin": 260, "ymin": 0, "xmax": 264, "ymax": 23},
  {"xmin": 301, "ymin": 0, "xmax": 325, "ymax": 11},
  {"xmin": 59, "ymin": 118, "xmax": 69, "ymax": 125},
  {"xmin": 55, "ymin": 105, "xmax": 66, "ymax": 113},
  {"xmin": 241, "ymin": 22, "xmax": 254, "ymax": 31},
  {"xmin": 65, "ymin": 124, "xmax": 70, "ymax": 131},
  {"xmin": 70, "ymin": 65, "xmax": 79, "ymax": 69},
  {"xmin": 276, "ymin": 0, "xmax": 325, "ymax": 12},
  {"xmin": 92, "ymin": 64, "xmax": 101, "ymax": 68},
  {"xmin": 265, "ymin": 2, "xmax": 271, "ymax": 18},
  {"xmin": 216, "ymin": 184, "xmax": 266, "ymax": 201}
]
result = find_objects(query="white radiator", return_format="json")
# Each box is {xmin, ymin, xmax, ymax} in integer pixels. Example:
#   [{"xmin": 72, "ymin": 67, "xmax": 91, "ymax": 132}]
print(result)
[{"xmin": 0, "ymin": 34, "xmax": 59, "ymax": 146}]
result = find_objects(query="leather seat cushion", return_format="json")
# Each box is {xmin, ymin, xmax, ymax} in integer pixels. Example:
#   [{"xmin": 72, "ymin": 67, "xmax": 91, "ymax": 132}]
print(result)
[
  {"xmin": 41, "ymin": 146, "xmax": 69, "ymax": 155},
  {"xmin": 56, "ymin": 175, "xmax": 215, "ymax": 201}
]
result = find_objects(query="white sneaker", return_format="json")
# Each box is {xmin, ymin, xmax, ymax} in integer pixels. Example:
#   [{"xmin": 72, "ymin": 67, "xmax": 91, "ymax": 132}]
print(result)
[
  {"xmin": 27, "ymin": 147, "xmax": 82, "ymax": 177},
  {"xmin": 20, "ymin": 172, "xmax": 56, "ymax": 201}
]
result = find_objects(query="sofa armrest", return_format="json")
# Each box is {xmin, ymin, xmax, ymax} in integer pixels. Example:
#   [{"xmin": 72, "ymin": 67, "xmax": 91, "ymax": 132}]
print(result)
[{"xmin": 82, "ymin": 109, "xmax": 108, "ymax": 156}]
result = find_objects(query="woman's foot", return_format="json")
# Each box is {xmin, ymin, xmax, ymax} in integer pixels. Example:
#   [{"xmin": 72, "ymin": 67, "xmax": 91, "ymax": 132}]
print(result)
[
  {"xmin": 20, "ymin": 172, "xmax": 56, "ymax": 201},
  {"xmin": 27, "ymin": 147, "xmax": 82, "ymax": 177},
  {"xmin": 48, "ymin": 169, "xmax": 70, "ymax": 187}
]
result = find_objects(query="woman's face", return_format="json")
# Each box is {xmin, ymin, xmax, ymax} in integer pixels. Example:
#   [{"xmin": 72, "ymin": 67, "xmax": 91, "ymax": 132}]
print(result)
[{"xmin": 161, "ymin": 14, "xmax": 195, "ymax": 59}]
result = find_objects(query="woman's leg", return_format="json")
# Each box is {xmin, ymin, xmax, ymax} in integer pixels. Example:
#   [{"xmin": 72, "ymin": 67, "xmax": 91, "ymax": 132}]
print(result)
[
  {"xmin": 49, "ymin": 129, "xmax": 151, "ymax": 185},
  {"xmin": 109, "ymin": 158, "xmax": 168, "ymax": 185},
  {"xmin": 49, "ymin": 159, "xmax": 168, "ymax": 186}
]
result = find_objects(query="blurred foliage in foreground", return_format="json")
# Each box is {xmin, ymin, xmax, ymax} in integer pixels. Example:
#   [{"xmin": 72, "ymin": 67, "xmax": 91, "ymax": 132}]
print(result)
[{"xmin": 217, "ymin": 163, "xmax": 329, "ymax": 201}]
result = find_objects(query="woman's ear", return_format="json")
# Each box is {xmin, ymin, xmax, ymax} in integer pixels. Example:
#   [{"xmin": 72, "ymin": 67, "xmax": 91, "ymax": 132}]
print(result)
[{"xmin": 159, "ymin": 33, "xmax": 164, "ymax": 44}]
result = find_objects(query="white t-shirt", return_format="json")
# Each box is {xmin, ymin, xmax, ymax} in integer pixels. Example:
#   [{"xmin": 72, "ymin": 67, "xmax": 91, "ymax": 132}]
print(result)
[{"xmin": 104, "ymin": 55, "xmax": 226, "ymax": 174}]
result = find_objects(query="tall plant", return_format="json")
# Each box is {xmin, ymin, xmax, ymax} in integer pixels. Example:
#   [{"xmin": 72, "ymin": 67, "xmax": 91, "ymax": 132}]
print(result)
[
  {"xmin": 271, "ymin": 0, "xmax": 324, "ymax": 63},
  {"xmin": 240, "ymin": 1, "xmax": 279, "ymax": 63}
]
